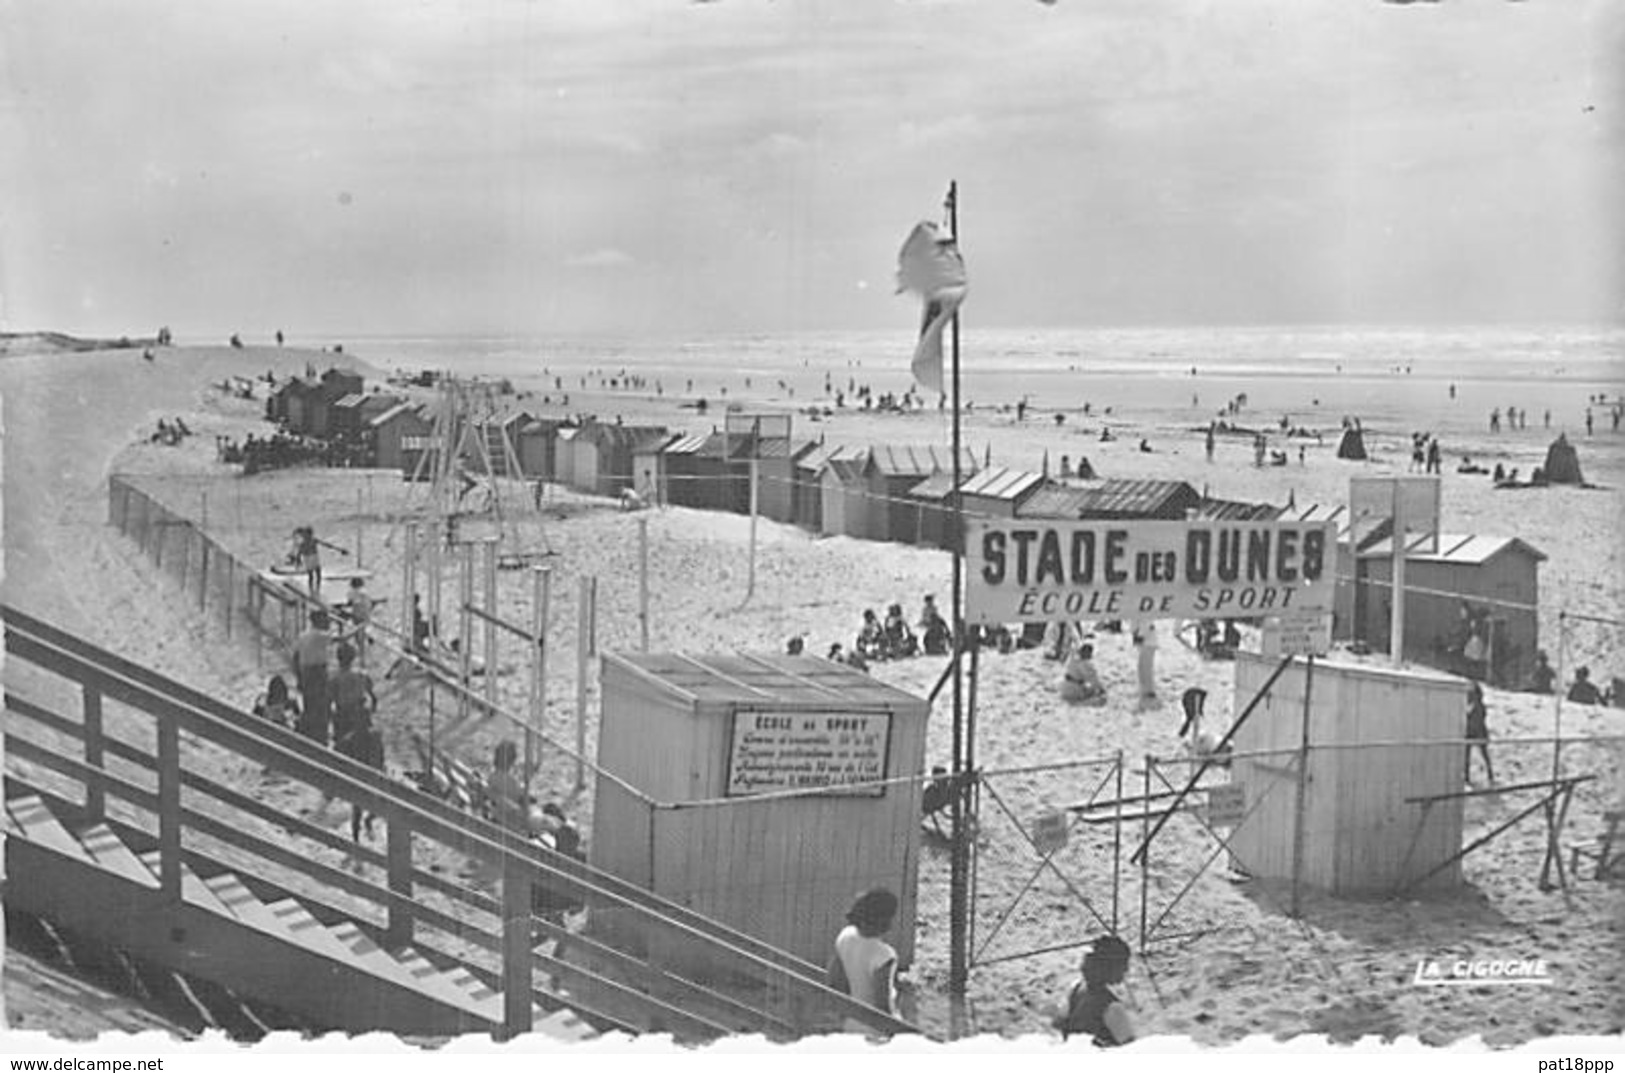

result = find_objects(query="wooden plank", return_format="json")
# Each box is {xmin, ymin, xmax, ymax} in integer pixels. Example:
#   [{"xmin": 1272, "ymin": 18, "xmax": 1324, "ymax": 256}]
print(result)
[
  {"xmin": 77, "ymin": 824, "xmax": 159, "ymax": 889},
  {"xmin": 6, "ymin": 796, "xmax": 94, "ymax": 863}
]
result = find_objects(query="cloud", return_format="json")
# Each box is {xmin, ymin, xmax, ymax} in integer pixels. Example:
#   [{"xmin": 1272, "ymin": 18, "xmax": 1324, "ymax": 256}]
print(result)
[{"xmin": 565, "ymin": 248, "xmax": 635, "ymax": 269}]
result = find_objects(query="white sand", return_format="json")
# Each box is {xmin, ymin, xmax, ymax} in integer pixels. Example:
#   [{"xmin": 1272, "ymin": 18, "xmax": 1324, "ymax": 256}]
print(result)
[{"xmin": 2, "ymin": 343, "xmax": 1620, "ymax": 1045}]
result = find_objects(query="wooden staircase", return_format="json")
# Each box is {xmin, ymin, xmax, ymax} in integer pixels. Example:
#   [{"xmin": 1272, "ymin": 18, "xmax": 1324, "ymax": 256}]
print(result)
[{"xmin": 3, "ymin": 786, "xmax": 595, "ymax": 1040}]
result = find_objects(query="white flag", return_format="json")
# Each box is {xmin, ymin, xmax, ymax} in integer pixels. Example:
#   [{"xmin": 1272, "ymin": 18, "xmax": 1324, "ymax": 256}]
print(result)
[{"xmin": 896, "ymin": 221, "xmax": 967, "ymax": 395}]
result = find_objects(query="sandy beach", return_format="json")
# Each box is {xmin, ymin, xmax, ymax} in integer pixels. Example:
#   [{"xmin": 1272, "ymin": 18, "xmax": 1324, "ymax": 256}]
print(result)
[{"xmin": 3, "ymin": 336, "xmax": 1621, "ymax": 1045}]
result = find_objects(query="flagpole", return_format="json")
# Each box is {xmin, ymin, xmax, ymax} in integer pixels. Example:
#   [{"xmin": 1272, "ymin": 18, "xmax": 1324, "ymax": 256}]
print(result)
[{"xmin": 946, "ymin": 179, "xmax": 970, "ymax": 998}]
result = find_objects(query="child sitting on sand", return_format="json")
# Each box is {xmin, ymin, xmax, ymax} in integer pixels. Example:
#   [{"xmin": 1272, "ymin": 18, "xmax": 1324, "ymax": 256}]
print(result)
[{"xmin": 1059, "ymin": 643, "xmax": 1107, "ymax": 706}]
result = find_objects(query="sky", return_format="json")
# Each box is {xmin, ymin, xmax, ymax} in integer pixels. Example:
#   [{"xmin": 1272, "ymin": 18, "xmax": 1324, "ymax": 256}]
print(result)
[{"xmin": 1, "ymin": 0, "xmax": 1621, "ymax": 338}]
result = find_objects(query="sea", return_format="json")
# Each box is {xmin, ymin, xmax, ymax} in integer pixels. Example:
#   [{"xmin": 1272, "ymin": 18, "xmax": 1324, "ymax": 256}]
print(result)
[{"xmin": 286, "ymin": 325, "xmax": 1623, "ymax": 438}]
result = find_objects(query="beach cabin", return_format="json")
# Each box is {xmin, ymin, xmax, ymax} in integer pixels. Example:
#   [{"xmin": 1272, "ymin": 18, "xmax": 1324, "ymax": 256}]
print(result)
[
  {"xmin": 958, "ymin": 466, "xmax": 1048, "ymax": 522},
  {"xmin": 1353, "ymin": 533, "xmax": 1545, "ymax": 687},
  {"xmin": 369, "ymin": 402, "xmax": 432, "ymax": 472},
  {"xmin": 756, "ymin": 438, "xmax": 817, "ymax": 524},
  {"xmin": 562, "ymin": 421, "xmax": 670, "ymax": 497},
  {"xmin": 631, "ymin": 432, "xmax": 680, "ymax": 505},
  {"xmin": 554, "ymin": 426, "xmax": 590, "ymax": 493},
  {"xmin": 792, "ymin": 442, "xmax": 852, "ymax": 532},
  {"xmin": 515, "ymin": 417, "xmax": 568, "ymax": 481},
  {"xmin": 1017, "ymin": 478, "xmax": 1202, "ymax": 521},
  {"xmin": 590, "ymin": 653, "xmax": 929, "ymax": 971},
  {"xmin": 1228, "ymin": 653, "xmax": 1466, "ymax": 895},
  {"xmin": 694, "ymin": 432, "xmax": 755, "ymax": 514},
  {"xmin": 268, "ymin": 378, "xmax": 309, "ymax": 427},
  {"xmin": 904, "ymin": 472, "xmax": 956, "ymax": 550},
  {"xmin": 866, "ymin": 445, "xmax": 978, "ymax": 544},
  {"xmin": 820, "ymin": 453, "xmax": 874, "ymax": 539},
  {"xmin": 657, "ymin": 432, "xmax": 712, "ymax": 510},
  {"xmin": 305, "ymin": 368, "xmax": 365, "ymax": 439}
]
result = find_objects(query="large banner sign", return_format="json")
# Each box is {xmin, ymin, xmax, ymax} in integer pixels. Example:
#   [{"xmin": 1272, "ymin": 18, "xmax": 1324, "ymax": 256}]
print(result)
[{"xmin": 966, "ymin": 519, "xmax": 1338, "ymax": 623}]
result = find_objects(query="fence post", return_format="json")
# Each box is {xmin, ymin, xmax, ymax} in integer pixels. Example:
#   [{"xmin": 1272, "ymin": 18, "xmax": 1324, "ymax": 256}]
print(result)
[
  {"xmin": 157, "ymin": 712, "xmax": 182, "ymax": 904},
  {"xmin": 1139, "ymin": 754, "xmax": 1151, "ymax": 950},
  {"xmin": 152, "ymin": 511, "xmax": 165, "ymax": 569},
  {"xmin": 528, "ymin": 566, "xmax": 550, "ymax": 780},
  {"xmin": 459, "ymin": 542, "xmax": 474, "ymax": 719},
  {"xmin": 385, "ymin": 821, "xmax": 414, "ymax": 947},
  {"xmin": 639, "ymin": 516, "xmax": 650, "ymax": 651},
  {"xmin": 83, "ymin": 686, "xmax": 105, "ymax": 821},
  {"xmin": 500, "ymin": 854, "xmax": 533, "ymax": 1040},
  {"xmin": 198, "ymin": 537, "xmax": 210, "ymax": 613},
  {"xmin": 225, "ymin": 559, "xmax": 235, "ymax": 641},
  {"xmin": 1290, "ymin": 655, "xmax": 1314, "ymax": 918}
]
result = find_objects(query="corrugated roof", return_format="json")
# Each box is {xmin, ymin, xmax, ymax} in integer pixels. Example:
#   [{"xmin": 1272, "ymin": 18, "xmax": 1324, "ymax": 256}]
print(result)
[
  {"xmin": 661, "ymin": 431, "xmax": 710, "ymax": 456},
  {"xmin": 907, "ymin": 472, "xmax": 956, "ymax": 501},
  {"xmin": 1017, "ymin": 479, "xmax": 1200, "ymax": 519},
  {"xmin": 332, "ymin": 393, "xmax": 368, "ymax": 410},
  {"xmin": 368, "ymin": 402, "xmax": 422, "ymax": 428},
  {"xmin": 867, "ymin": 444, "xmax": 975, "ymax": 478},
  {"xmin": 608, "ymin": 652, "xmax": 922, "ymax": 708},
  {"xmin": 1195, "ymin": 498, "xmax": 1286, "ymax": 522},
  {"xmin": 1357, "ymin": 532, "xmax": 1547, "ymax": 564},
  {"xmin": 958, "ymin": 466, "xmax": 1045, "ymax": 502},
  {"xmin": 826, "ymin": 455, "xmax": 868, "ymax": 482},
  {"xmin": 631, "ymin": 432, "xmax": 681, "ymax": 456},
  {"xmin": 797, "ymin": 443, "xmax": 867, "ymax": 473},
  {"xmin": 756, "ymin": 438, "xmax": 817, "ymax": 461}
]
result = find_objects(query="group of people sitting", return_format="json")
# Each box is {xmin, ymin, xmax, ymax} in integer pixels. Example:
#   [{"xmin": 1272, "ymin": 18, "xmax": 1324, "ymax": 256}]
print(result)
[
  {"xmin": 149, "ymin": 417, "xmax": 193, "ymax": 446},
  {"xmin": 852, "ymin": 597, "xmax": 953, "ymax": 662},
  {"xmin": 218, "ymin": 429, "xmax": 360, "ymax": 475}
]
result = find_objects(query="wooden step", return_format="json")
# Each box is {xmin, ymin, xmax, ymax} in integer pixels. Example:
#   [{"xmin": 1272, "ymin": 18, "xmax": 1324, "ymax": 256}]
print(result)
[
  {"xmin": 135, "ymin": 853, "xmax": 234, "ymax": 918},
  {"xmin": 76, "ymin": 824, "xmax": 160, "ymax": 889},
  {"xmin": 264, "ymin": 898, "xmax": 356, "ymax": 963},
  {"xmin": 201, "ymin": 873, "xmax": 294, "ymax": 937},
  {"xmin": 326, "ymin": 922, "xmax": 463, "ymax": 1008},
  {"xmin": 6, "ymin": 796, "xmax": 94, "ymax": 864}
]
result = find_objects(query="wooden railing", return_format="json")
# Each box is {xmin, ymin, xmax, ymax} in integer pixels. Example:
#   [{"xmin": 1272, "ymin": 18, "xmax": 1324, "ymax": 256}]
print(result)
[{"xmin": 2, "ymin": 604, "xmax": 918, "ymax": 1040}]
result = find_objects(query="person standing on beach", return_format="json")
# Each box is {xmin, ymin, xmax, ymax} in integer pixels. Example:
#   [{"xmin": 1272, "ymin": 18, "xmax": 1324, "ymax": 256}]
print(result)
[
  {"xmin": 1204, "ymin": 423, "xmax": 1215, "ymax": 462},
  {"xmin": 1053, "ymin": 935, "xmax": 1137, "ymax": 1047},
  {"xmin": 1133, "ymin": 621, "xmax": 1158, "ymax": 704},
  {"xmin": 827, "ymin": 888, "xmax": 901, "ymax": 1031},
  {"xmin": 345, "ymin": 577, "xmax": 374, "ymax": 663},
  {"xmin": 292, "ymin": 609, "xmax": 333, "ymax": 746},
  {"xmin": 1464, "ymin": 682, "xmax": 1494, "ymax": 786}
]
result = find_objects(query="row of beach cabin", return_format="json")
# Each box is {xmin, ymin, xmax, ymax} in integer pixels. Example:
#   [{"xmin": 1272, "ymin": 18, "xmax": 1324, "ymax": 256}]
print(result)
[{"xmin": 267, "ymin": 378, "xmax": 1545, "ymax": 686}]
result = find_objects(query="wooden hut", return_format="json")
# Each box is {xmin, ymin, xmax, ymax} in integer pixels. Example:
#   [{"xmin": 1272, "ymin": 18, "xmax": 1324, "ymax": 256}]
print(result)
[
  {"xmin": 865, "ymin": 445, "xmax": 977, "ymax": 544},
  {"xmin": 1353, "ymin": 533, "xmax": 1546, "ymax": 687},
  {"xmin": 369, "ymin": 402, "xmax": 432, "ymax": 472},
  {"xmin": 515, "ymin": 417, "xmax": 568, "ymax": 481},
  {"xmin": 903, "ymin": 472, "xmax": 956, "ymax": 550},
  {"xmin": 657, "ymin": 432, "xmax": 712, "ymax": 509},
  {"xmin": 554, "ymin": 426, "xmax": 591, "ymax": 493},
  {"xmin": 957, "ymin": 466, "xmax": 1047, "ymax": 522},
  {"xmin": 591, "ymin": 653, "xmax": 930, "ymax": 970},
  {"xmin": 756, "ymin": 438, "xmax": 817, "ymax": 524},
  {"xmin": 695, "ymin": 432, "xmax": 754, "ymax": 515},
  {"xmin": 792, "ymin": 442, "xmax": 854, "ymax": 532},
  {"xmin": 631, "ymin": 432, "xmax": 680, "ymax": 505},
  {"xmin": 1229, "ymin": 653, "xmax": 1466, "ymax": 895},
  {"xmin": 820, "ymin": 453, "xmax": 873, "ymax": 539}
]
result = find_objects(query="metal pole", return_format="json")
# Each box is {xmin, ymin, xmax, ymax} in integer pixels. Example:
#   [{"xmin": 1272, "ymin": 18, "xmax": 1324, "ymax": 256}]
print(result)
[
  {"xmin": 356, "ymin": 487, "xmax": 364, "ymax": 570},
  {"xmin": 459, "ymin": 542, "xmax": 473, "ymax": 719},
  {"xmin": 1112, "ymin": 749, "xmax": 1124, "ymax": 932},
  {"xmin": 402, "ymin": 522, "xmax": 417, "ymax": 644},
  {"xmin": 1390, "ymin": 484, "xmax": 1406, "ymax": 667},
  {"xmin": 1290, "ymin": 655, "xmax": 1314, "ymax": 917},
  {"xmin": 745, "ymin": 457, "xmax": 760, "ymax": 604},
  {"xmin": 639, "ymin": 516, "xmax": 650, "ymax": 651},
  {"xmin": 1553, "ymin": 612, "xmax": 1566, "ymax": 782},
  {"xmin": 1139, "ymin": 753, "xmax": 1151, "ymax": 950},
  {"xmin": 530, "ymin": 566, "xmax": 550, "ymax": 779},
  {"xmin": 576, "ymin": 575, "xmax": 594, "ymax": 794},
  {"xmin": 947, "ymin": 179, "xmax": 970, "ymax": 996},
  {"xmin": 484, "ymin": 540, "xmax": 498, "ymax": 713},
  {"xmin": 427, "ymin": 520, "xmax": 441, "ymax": 660}
]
